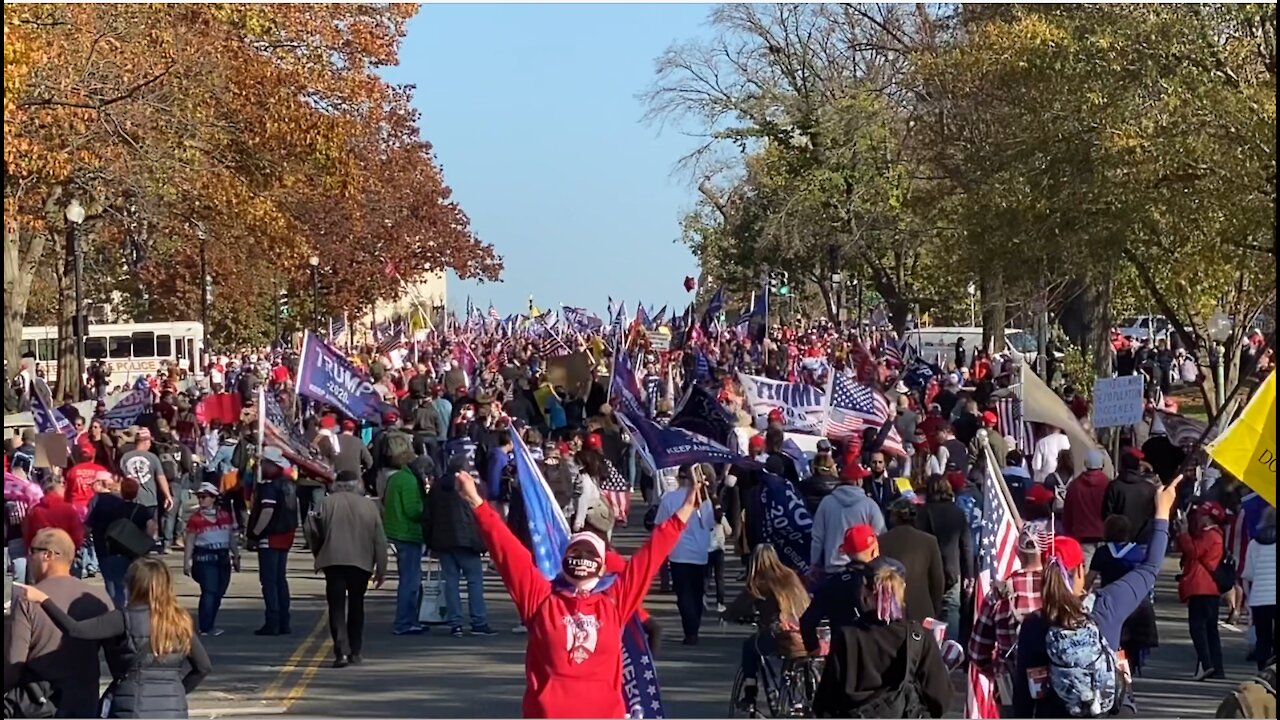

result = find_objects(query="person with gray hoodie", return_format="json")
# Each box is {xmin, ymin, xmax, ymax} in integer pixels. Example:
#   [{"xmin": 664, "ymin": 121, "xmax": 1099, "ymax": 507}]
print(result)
[{"xmin": 810, "ymin": 463, "xmax": 887, "ymax": 575}]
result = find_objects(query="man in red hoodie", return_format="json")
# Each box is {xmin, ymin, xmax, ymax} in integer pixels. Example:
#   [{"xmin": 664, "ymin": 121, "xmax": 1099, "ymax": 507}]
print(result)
[
  {"xmin": 24, "ymin": 475, "xmax": 86, "ymax": 561},
  {"xmin": 456, "ymin": 468, "xmax": 702, "ymax": 719},
  {"xmin": 64, "ymin": 443, "xmax": 112, "ymax": 518},
  {"xmin": 1062, "ymin": 448, "xmax": 1110, "ymax": 565}
]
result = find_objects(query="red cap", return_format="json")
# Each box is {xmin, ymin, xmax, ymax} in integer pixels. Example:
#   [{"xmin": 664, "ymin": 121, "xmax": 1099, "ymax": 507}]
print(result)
[
  {"xmin": 382, "ymin": 409, "xmax": 400, "ymax": 424},
  {"xmin": 841, "ymin": 463, "xmax": 871, "ymax": 482},
  {"xmin": 340, "ymin": 419, "xmax": 357, "ymax": 431},
  {"xmin": 1026, "ymin": 483, "xmax": 1055, "ymax": 507},
  {"xmin": 1123, "ymin": 446, "xmax": 1145, "ymax": 461},
  {"xmin": 748, "ymin": 435, "xmax": 766, "ymax": 452},
  {"xmin": 584, "ymin": 433, "xmax": 603, "ymax": 451},
  {"xmin": 557, "ymin": 441, "xmax": 572, "ymax": 457},
  {"xmin": 319, "ymin": 416, "xmax": 337, "ymax": 430},
  {"xmin": 1196, "ymin": 501, "xmax": 1227, "ymax": 523},
  {"xmin": 1044, "ymin": 535, "xmax": 1085, "ymax": 572},
  {"xmin": 982, "ymin": 411, "xmax": 999, "ymax": 427},
  {"xmin": 840, "ymin": 524, "xmax": 878, "ymax": 556},
  {"xmin": 767, "ymin": 408, "xmax": 784, "ymax": 423}
]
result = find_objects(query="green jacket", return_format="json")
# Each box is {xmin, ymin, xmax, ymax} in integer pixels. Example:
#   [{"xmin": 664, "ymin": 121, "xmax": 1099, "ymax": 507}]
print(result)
[{"xmin": 382, "ymin": 468, "xmax": 424, "ymax": 544}]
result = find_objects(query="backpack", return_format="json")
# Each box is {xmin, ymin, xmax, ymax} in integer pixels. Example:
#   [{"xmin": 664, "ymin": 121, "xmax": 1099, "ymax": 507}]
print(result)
[
  {"xmin": 1216, "ymin": 664, "xmax": 1277, "ymax": 719},
  {"xmin": 1045, "ymin": 596, "xmax": 1120, "ymax": 718},
  {"xmin": 850, "ymin": 622, "xmax": 928, "ymax": 719},
  {"xmin": 1212, "ymin": 550, "xmax": 1238, "ymax": 595}
]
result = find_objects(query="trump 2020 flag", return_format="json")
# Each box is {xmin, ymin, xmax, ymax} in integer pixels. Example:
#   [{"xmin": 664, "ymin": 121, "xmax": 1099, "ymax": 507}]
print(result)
[
  {"xmin": 29, "ymin": 378, "xmax": 76, "ymax": 445},
  {"xmin": 737, "ymin": 372, "xmax": 826, "ymax": 434},
  {"xmin": 296, "ymin": 330, "xmax": 389, "ymax": 422},
  {"xmin": 510, "ymin": 428, "xmax": 665, "ymax": 718},
  {"xmin": 760, "ymin": 473, "xmax": 814, "ymax": 574}
]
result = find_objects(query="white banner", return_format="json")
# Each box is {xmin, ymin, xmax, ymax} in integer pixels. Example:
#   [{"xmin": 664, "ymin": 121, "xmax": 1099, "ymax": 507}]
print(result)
[{"xmin": 736, "ymin": 372, "xmax": 826, "ymax": 434}]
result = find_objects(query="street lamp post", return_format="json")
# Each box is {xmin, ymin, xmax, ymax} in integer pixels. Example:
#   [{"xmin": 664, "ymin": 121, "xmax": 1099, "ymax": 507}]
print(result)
[
  {"xmin": 308, "ymin": 255, "xmax": 321, "ymax": 332},
  {"xmin": 65, "ymin": 199, "xmax": 87, "ymax": 397},
  {"xmin": 830, "ymin": 272, "xmax": 843, "ymax": 327},
  {"xmin": 197, "ymin": 224, "xmax": 210, "ymax": 371}
]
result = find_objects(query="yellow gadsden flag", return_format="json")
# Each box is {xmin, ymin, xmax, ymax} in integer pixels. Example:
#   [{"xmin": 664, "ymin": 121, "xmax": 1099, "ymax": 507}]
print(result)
[{"xmin": 1208, "ymin": 371, "xmax": 1276, "ymax": 507}]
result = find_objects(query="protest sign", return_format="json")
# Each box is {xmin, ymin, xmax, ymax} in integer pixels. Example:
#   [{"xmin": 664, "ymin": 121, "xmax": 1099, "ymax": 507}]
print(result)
[{"xmin": 1092, "ymin": 375, "xmax": 1145, "ymax": 428}]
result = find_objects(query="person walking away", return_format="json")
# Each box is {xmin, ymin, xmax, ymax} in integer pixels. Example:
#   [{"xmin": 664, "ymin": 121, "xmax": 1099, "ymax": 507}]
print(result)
[
  {"xmin": 1085, "ymin": 515, "xmax": 1158, "ymax": 676},
  {"xmin": 183, "ymin": 483, "xmax": 239, "ymax": 637},
  {"xmin": 1030, "ymin": 426, "xmax": 1070, "ymax": 486},
  {"xmin": 969, "ymin": 521, "xmax": 1050, "ymax": 715},
  {"xmin": 705, "ymin": 499, "xmax": 730, "ymax": 613},
  {"xmin": 721, "ymin": 544, "xmax": 812, "ymax": 714},
  {"xmin": 330, "ymin": 419, "xmax": 373, "ymax": 487},
  {"xmin": 18, "ymin": 556, "xmax": 212, "ymax": 718},
  {"xmin": 877, "ymin": 497, "xmax": 945, "ymax": 624},
  {"xmin": 1063, "ymin": 450, "xmax": 1109, "ymax": 565},
  {"xmin": 455, "ymin": 466, "xmax": 701, "ymax": 718},
  {"xmin": 382, "ymin": 439, "xmax": 427, "ymax": 636},
  {"xmin": 1003, "ymin": 450, "xmax": 1032, "ymax": 513},
  {"xmin": 800, "ymin": 525, "xmax": 886, "ymax": 653},
  {"xmin": 247, "ymin": 447, "xmax": 297, "ymax": 636},
  {"xmin": 117, "ymin": 428, "xmax": 173, "ymax": 554},
  {"xmin": 425, "ymin": 456, "xmax": 497, "ymax": 638},
  {"xmin": 655, "ymin": 466, "xmax": 714, "ymax": 645},
  {"xmin": 812, "ymin": 562, "xmax": 953, "ymax": 718},
  {"xmin": 4, "ymin": 528, "xmax": 111, "ymax": 717},
  {"xmin": 306, "ymin": 470, "xmax": 389, "ymax": 667},
  {"xmin": 153, "ymin": 420, "xmax": 193, "ymax": 553},
  {"xmin": 1101, "ymin": 448, "xmax": 1158, "ymax": 543},
  {"xmin": 86, "ymin": 478, "xmax": 156, "ymax": 608},
  {"xmin": 1241, "ymin": 507, "xmax": 1277, "ymax": 670},
  {"xmin": 1011, "ymin": 475, "xmax": 1181, "ymax": 718},
  {"xmin": 810, "ymin": 463, "xmax": 886, "ymax": 576},
  {"xmin": 915, "ymin": 474, "xmax": 973, "ymax": 641},
  {"xmin": 23, "ymin": 475, "xmax": 85, "ymax": 576},
  {"xmin": 1178, "ymin": 500, "xmax": 1228, "ymax": 680}
]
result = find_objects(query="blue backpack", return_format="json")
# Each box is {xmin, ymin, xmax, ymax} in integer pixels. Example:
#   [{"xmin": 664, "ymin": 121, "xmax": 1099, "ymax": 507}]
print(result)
[{"xmin": 1045, "ymin": 595, "xmax": 1119, "ymax": 718}]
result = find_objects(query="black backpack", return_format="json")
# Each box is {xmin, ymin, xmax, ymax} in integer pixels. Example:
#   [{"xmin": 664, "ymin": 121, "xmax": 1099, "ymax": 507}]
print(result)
[
  {"xmin": 1213, "ymin": 550, "xmax": 1239, "ymax": 595},
  {"xmin": 851, "ymin": 623, "xmax": 928, "ymax": 719}
]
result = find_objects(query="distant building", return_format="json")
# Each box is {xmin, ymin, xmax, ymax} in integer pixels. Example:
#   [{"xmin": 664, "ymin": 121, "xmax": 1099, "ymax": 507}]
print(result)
[{"xmin": 354, "ymin": 270, "xmax": 447, "ymax": 340}]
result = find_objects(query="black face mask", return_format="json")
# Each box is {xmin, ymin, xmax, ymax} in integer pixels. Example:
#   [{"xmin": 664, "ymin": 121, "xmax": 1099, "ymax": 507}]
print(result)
[{"xmin": 562, "ymin": 554, "xmax": 602, "ymax": 580}]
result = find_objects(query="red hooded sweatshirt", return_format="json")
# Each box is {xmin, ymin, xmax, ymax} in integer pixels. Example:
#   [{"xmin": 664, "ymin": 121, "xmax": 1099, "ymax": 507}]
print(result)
[
  {"xmin": 1062, "ymin": 469, "xmax": 1109, "ymax": 543},
  {"xmin": 474, "ymin": 503, "xmax": 685, "ymax": 719}
]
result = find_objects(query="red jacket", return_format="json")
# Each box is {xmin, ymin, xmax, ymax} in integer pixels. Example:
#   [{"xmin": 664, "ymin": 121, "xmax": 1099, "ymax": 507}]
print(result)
[
  {"xmin": 24, "ymin": 493, "xmax": 85, "ymax": 549},
  {"xmin": 474, "ymin": 503, "xmax": 684, "ymax": 719},
  {"xmin": 1177, "ymin": 526, "xmax": 1224, "ymax": 602},
  {"xmin": 603, "ymin": 550, "xmax": 651, "ymax": 624},
  {"xmin": 1062, "ymin": 470, "xmax": 1109, "ymax": 542},
  {"xmin": 64, "ymin": 462, "xmax": 112, "ymax": 516}
]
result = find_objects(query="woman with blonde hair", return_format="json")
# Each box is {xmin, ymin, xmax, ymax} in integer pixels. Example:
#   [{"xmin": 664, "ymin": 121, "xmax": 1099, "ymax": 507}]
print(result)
[
  {"xmin": 813, "ymin": 562, "xmax": 953, "ymax": 718},
  {"xmin": 723, "ymin": 543, "xmax": 812, "ymax": 712},
  {"xmin": 20, "ymin": 556, "xmax": 212, "ymax": 718}
]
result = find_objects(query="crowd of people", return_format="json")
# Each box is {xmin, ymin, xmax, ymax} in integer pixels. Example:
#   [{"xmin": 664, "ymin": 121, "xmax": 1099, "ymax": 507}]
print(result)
[{"xmin": 3, "ymin": 311, "xmax": 1275, "ymax": 719}]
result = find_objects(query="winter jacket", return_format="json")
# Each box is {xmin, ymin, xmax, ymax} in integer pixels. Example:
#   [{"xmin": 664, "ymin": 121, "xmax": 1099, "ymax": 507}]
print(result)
[
  {"xmin": 812, "ymin": 619, "xmax": 953, "ymax": 719},
  {"xmin": 1063, "ymin": 469, "xmax": 1109, "ymax": 542},
  {"xmin": 424, "ymin": 473, "xmax": 485, "ymax": 554},
  {"xmin": 307, "ymin": 490, "xmax": 389, "ymax": 577},
  {"xmin": 878, "ymin": 525, "xmax": 946, "ymax": 622},
  {"xmin": 916, "ymin": 500, "xmax": 974, "ymax": 587},
  {"xmin": 38, "ymin": 602, "xmax": 212, "ymax": 718},
  {"xmin": 799, "ymin": 561, "xmax": 870, "ymax": 652},
  {"xmin": 382, "ymin": 469, "xmax": 424, "ymax": 544},
  {"xmin": 811, "ymin": 485, "xmax": 887, "ymax": 574},
  {"xmin": 1102, "ymin": 469, "xmax": 1159, "ymax": 543},
  {"xmin": 1177, "ymin": 525, "xmax": 1225, "ymax": 602},
  {"xmin": 23, "ymin": 493, "xmax": 85, "ymax": 549},
  {"xmin": 474, "ymin": 502, "xmax": 684, "ymax": 719},
  {"xmin": 1242, "ymin": 525, "xmax": 1277, "ymax": 608},
  {"xmin": 799, "ymin": 471, "xmax": 841, "ymax": 516}
]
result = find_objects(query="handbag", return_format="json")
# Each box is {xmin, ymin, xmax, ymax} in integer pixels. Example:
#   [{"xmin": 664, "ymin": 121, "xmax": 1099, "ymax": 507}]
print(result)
[
  {"xmin": 417, "ymin": 565, "xmax": 447, "ymax": 625},
  {"xmin": 2, "ymin": 676, "xmax": 57, "ymax": 719},
  {"xmin": 105, "ymin": 506, "xmax": 152, "ymax": 560}
]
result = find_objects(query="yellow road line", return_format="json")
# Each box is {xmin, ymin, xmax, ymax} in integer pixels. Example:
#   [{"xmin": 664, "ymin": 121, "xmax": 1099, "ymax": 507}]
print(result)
[
  {"xmin": 281, "ymin": 614, "xmax": 333, "ymax": 711},
  {"xmin": 263, "ymin": 613, "xmax": 329, "ymax": 701}
]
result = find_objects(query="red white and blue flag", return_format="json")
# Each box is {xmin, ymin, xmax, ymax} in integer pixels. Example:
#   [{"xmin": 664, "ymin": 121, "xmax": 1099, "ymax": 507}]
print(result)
[{"xmin": 967, "ymin": 448, "xmax": 1021, "ymax": 719}]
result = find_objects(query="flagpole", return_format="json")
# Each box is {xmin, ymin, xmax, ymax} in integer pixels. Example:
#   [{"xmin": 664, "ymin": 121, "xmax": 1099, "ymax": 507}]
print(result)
[{"xmin": 255, "ymin": 384, "xmax": 266, "ymax": 489}]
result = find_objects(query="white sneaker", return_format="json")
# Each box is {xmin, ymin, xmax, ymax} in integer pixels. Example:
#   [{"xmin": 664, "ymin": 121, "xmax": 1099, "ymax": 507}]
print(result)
[
  {"xmin": 716, "ymin": 603, "xmax": 727, "ymax": 614},
  {"xmin": 199, "ymin": 629, "xmax": 225, "ymax": 637},
  {"xmin": 512, "ymin": 624, "xmax": 528, "ymax": 634}
]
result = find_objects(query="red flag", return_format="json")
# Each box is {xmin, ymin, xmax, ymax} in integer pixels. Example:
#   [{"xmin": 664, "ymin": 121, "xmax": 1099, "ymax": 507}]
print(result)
[{"xmin": 195, "ymin": 393, "xmax": 242, "ymax": 426}]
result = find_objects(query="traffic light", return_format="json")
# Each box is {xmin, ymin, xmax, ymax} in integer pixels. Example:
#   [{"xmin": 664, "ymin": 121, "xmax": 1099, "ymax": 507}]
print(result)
[
  {"xmin": 768, "ymin": 270, "xmax": 790, "ymax": 296},
  {"xmin": 278, "ymin": 289, "xmax": 290, "ymax": 317}
]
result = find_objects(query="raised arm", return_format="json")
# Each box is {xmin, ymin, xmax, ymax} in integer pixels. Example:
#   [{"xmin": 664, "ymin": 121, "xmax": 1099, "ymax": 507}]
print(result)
[
  {"xmin": 455, "ymin": 472, "xmax": 550, "ymax": 620},
  {"xmin": 1096, "ymin": 476, "xmax": 1182, "ymax": 623},
  {"xmin": 613, "ymin": 492, "xmax": 694, "ymax": 620},
  {"xmin": 38, "ymin": 599, "xmax": 124, "ymax": 641}
]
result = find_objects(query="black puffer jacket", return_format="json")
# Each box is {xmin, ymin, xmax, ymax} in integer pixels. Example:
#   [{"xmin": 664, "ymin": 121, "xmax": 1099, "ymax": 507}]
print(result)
[
  {"xmin": 424, "ymin": 472, "xmax": 486, "ymax": 553},
  {"xmin": 800, "ymin": 471, "xmax": 842, "ymax": 516},
  {"xmin": 1102, "ymin": 467, "xmax": 1159, "ymax": 543}
]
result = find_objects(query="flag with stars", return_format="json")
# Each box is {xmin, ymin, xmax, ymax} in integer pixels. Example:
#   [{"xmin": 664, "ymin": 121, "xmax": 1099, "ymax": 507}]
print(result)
[
  {"xmin": 966, "ymin": 440, "xmax": 1021, "ymax": 719},
  {"xmin": 29, "ymin": 378, "xmax": 76, "ymax": 447},
  {"xmin": 510, "ymin": 428, "xmax": 665, "ymax": 717},
  {"xmin": 823, "ymin": 373, "xmax": 904, "ymax": 454}
]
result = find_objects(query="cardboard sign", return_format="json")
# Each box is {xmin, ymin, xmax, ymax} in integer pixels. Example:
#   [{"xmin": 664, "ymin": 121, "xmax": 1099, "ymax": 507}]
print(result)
[
  {"xmin": 645, "ymin": 331, "xmax": 671, "ymax": 352},
  {"xmin": 1092, "ymin": 374, "xmax": 1145, "ymax": 428},
  {"xmin": 33, "ymin": 431, "xmax": 69, "ymax": 469}
]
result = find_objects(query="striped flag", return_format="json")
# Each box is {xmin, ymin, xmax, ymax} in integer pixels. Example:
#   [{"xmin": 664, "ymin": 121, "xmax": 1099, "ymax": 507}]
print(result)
[
  {"xmin": 823, "ymin": 373, "xmax": 904, "ymax": 454},
  {"xmin": 848, "ymin": 336, "xmax": 879, "ymax": 385},
  {"xmin": 30, "ymin": 378, "xmax": 76, "ymax": 446},
  {"xmin": 262, "ymin": 389, "xmax": 334, "ymax": 481},
  {"xmin": 597, "ymin": 457, "xmax": 632, "ymax": 524},
  {"xmin": 994, "ymin": 396, "xmax": 1034, "ymax": 454},
  {"xmin": 539, "ymin": 333, "xmax": 573, "ymax": 359},
  {"xmin": 967, "ymin": 444, "xmax": 1021, "ymax": 719}
]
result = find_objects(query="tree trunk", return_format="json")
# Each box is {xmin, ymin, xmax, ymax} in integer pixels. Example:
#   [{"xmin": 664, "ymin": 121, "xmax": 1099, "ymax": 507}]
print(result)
[
  {"xmin": 981, "ymin": 269, "xmax": 1006, "ymax": 353},
  {"xmin": 1086, "ymin": 272, "xmax": 1115, "ymax": 379},
  {"xmin": 3, "ymin": 219, "xmax": 49, "ymax": 379}
]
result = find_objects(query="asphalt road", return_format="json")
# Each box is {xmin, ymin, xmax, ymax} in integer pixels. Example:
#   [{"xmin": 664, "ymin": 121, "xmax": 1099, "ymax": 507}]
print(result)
[{"xmin": 5, "ymin": 516, "xmax": 1261, "ymax": 719}]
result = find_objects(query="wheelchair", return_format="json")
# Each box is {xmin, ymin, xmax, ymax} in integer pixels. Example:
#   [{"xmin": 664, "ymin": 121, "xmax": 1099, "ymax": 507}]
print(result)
[{"xmin": 728, "ymin": 624, "xmax": 827, "ymax": 718}]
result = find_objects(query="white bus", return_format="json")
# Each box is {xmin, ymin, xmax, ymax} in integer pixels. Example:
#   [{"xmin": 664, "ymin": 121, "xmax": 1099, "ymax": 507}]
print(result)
[{"xmin": 21, "ymin": 321, "xmax": 204, "ymax": 386}]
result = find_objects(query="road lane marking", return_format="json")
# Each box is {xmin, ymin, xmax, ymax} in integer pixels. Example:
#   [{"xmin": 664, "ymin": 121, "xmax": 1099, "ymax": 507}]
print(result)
[
  {"xmin": 263, "ymin": 613, "xmax": 328, "ymax": 701},
  {"xmin": 281, "ymin": 613, "xmax": 333, "ymax": 711}
]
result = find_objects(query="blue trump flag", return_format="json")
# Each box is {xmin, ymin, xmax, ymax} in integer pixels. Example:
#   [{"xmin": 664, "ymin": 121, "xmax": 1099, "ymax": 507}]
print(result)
[
  {"xmin": 760, "ymin": 473, "xmax": 814, "ymax": 575},
  {"xmin": 296, "ymin": 330, "xmax": 390, "ymax": 422},
  {"xmin": 670, "ymin": 384, "xmax": 735, "ymax": 445},
  {"xmin": 29, "ymin": 378, "xmax": 76, "ymax": 445},
  {"xmin": 510, "ymin": 428, "xmax": 666, "ymax": 718},
  {"xmin": 100, "ymin": 388, "xmax": 151, "ymax": 430},
  {"xmin": 609, "ymin": 351, "xmax": 646, "ymax": 418},
  {"xmin": 618, "ymin": 410, "xmax": 753, "ymax": 471}
]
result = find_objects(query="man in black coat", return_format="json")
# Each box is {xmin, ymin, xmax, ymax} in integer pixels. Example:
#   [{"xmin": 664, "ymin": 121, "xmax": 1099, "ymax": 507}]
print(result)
[
  {"xmin": 1102, "ymin": 448, "xmax": 1160, "ymax": 543},
  {"xmin": 877, "ymin": 499, "xmax": 945, "ymax": 623}
]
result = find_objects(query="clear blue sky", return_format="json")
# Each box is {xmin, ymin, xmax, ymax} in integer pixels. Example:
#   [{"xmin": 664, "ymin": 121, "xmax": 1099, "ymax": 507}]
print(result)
[{"xmin": 381, "ymin": 4, "xmax": 716, "ymax": 319}]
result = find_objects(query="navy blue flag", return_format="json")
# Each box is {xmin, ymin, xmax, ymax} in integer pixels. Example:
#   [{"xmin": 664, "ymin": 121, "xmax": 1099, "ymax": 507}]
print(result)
[
  {"xmin": 652, "ymin": 305, "xmax": 667, "ymax": 326},
  {"xmin": 902, "ymin": 358, "xmax": 941, "ymax": 392},
  {"xmin": 619, "ymin": 410, "xmax": 751, "ymax": 470},
  {"xmin": 610, "ymin": 352, "xmax": 645, "ymax": 418},
  {"xmin": 701, "ymin": 286, "xmax": 724, "ymax": 330},
  {"xmin": 296, "ymin": 331, "xmax": 390, "ymax": 422},
  {"xmin": 510, "ymin": 429, "xmax": 666, "ymax": 718},
  {"xmin": 100, "ymin": 388, "xmax": 151, "ymax": 430},
  {"xmin": 29, "ymin": 379, "xmax": 76, "ymax": 445},
  {"xmin": 760, "ymin": 473, "xmax": 814, "ymax": 575},
  {"xmin": 670, "ymin": 384, "xmax": 735, "ymax": 445}
]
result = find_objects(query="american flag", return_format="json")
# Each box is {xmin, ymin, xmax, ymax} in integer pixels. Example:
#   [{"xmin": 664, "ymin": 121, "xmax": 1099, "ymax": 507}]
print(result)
[
  {"xmin": 598, "ymin": 457, "xmax": 632, "ymax": 524},
  {"xmin": 539, "ymin": 333, "xmax": 573, "ymax": 359},
  {"xmin": 994, "ymin": 396, "xmax": 1034, "ymax": 454},
  {"xmin": 967, "ymin": 448, "xmax": 1022, "ymax": 719},
  {"xmin": 327, "ymin": 315, "xmax": 346, "ymax": 344},
  {"xmin": 848, "ymin": 335, "xmax": 879, "ymax": 384},
  {"xmin": 261, "ymin": 389, "xmax": 334, "ymax": 481},
  {"xmin": 375, "ymin": 321, "xmax": 405, "ymax": 357},
  {"xmin": 488, "ymin": 304, "xmax": 500, "ymax": 322},
  {"xmin": 824, "ymin": 373, "xmax": 904, "ymax": 454}
]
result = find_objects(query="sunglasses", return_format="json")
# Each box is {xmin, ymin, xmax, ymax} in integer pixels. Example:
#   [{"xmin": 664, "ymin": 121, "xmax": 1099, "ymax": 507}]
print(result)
[{"xmin": 28, "ymin": 546, "xmax": 60, "ymax": 557}]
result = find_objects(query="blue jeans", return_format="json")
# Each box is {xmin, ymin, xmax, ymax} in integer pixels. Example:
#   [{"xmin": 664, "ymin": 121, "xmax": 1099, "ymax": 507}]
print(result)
[
  {"xmin": 73, "ymin": 535, "xmax": 98, "ymax": 577},
  {"xmin": 100, "ymin": 554, "xmax": 131, "ymax": 609},
  {"xmin": 391, "ymin": 540, "xmax": 423, "ymax": 633},
  {"xmin": 438, "ymin": 549, "xmax": 488, "ymax": 629},
  {"xmin": 258, "ymin": 548, "xmax": 291, "ymax": 632},
  {"xmin": 942, "ymin": 582, "xmax": 962, "ymax": 643},
  {"xmin": 192, "ymin": 550, "xmax": 232, "ymax": 633}
]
